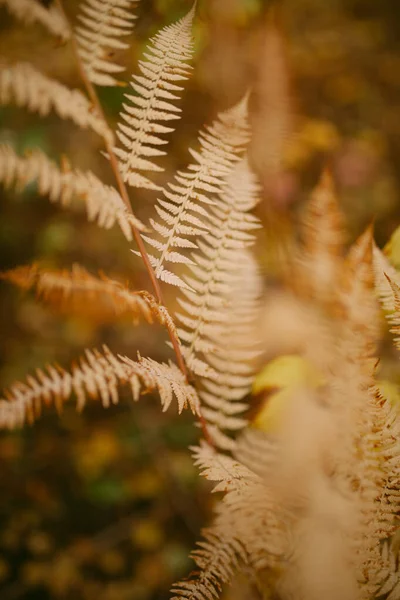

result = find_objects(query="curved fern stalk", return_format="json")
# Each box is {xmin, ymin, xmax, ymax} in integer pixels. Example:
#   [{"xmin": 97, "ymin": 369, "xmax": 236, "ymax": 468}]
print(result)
[
  {"xmin": 0, "ymin": 346, "xmax": 200, "ymax": 430},
  {"xmin": 141, "ymin": 97, "xmax": 251, "ymax": 290},
  {"xmin": 0, "ymin": 264, "xmax": 179, "ymax": 341},
  {"xmin": 75, "ymin": 0, "xmax": 139, "ymax": 87},
  {"xmin": 115, "ymin": 4, "xmax": 195, "ymax": 190},
  {"xmin": 0, "ymin": 63, "xmax": 113, "ymax": 143},
  {"xmin": 0, "ymin": 144, "xmax": 145, "ymax": 239},
  {"xmin": 0, "ymin": 0, "xmax": 69, "ymax": 39}
]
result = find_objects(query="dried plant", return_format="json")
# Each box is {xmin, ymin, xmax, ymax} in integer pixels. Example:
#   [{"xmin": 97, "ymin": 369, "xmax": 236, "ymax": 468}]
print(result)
[{"xmin": 1, "ymin": 2, "xmax": 400, "ymax": 600}]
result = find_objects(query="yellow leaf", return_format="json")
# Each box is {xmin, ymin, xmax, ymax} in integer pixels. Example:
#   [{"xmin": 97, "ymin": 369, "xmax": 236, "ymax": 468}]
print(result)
[
  {"xmin": 377, "ymin": 379, "xmax": 400, "ymax": 408},
  {"xmin": 252, "ymin": 354, "xmax": 323, "ymax": 395},
  {"xmin": 252, "ymin": 355, "xmax": 324, "ymax": 433},
  {"xmin": 384, "ymin": 226, "xmax": 400, "ymax": 270}
]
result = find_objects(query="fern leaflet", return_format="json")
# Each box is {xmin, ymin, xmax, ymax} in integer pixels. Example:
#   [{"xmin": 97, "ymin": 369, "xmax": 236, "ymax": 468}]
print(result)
[
  {"xmin": 115, "ymin": 4, "xmax": 195, "ymax": 190},
  {"xmin": 76, "ymin": 0, "xmax": 139, "ymax": 87},
  {"xmin": 0, "ymin": 144, "xmax": 144, "ymax": 239}
]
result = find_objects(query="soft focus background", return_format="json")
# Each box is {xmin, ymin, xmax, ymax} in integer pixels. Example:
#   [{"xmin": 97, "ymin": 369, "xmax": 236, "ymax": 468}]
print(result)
[{"xmin": 0, "ymin": 0, "xmax": 400, "ymax": 598}]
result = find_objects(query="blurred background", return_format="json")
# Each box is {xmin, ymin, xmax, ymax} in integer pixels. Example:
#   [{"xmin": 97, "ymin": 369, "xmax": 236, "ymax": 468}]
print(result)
[{"xmin": 0, "ymin": 0, "xmax": 400, "ymax": 598}]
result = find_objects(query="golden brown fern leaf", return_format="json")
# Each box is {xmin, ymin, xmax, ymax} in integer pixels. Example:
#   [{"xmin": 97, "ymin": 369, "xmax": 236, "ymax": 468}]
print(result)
[
  {"xmin": 0, "ymin": 144, "xmax": 144, "ymax": 237},
  {"xmin": 0, "ymin": 63, "xmax": 112, "ymax": 143},
  {"xmin": 0, "ymin": 264, "xmax": 179, "ymax": 340},
  {"xmin": 295, "ymin": 170, "xmax": 346, "ymax": 307},
  {"xmin": 75, "ymin": 0, "xmax": 139, "ymax": 87},
  {"xmin": 249, "ymin": 11, "xmax": 294, "ymax": 187},
  {"xmin": 115, "ymin": 4, "xmax": 195, "ymax": 189},
  {"xmin": 0, "ymin": 0, "xmax": 69, "ymax": 39},
  {"xmin": 0, "ymin": 346, "xmax": 200, "ymax": 429}
]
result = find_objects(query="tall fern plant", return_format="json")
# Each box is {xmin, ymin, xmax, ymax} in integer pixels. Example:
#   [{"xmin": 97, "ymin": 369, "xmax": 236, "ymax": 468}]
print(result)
[{"xmin": 2, "ymin": 2, "xmax": 400, "ymax": 600}]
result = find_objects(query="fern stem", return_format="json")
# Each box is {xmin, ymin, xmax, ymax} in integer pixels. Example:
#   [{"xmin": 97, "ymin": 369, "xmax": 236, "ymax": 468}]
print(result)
[{"xmin": 55, "ymin": 0, "xmax": 188, "ymax": 382}]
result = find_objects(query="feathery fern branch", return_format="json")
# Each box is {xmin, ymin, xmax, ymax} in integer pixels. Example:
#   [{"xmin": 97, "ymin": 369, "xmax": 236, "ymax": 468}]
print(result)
[
  {"xmin": 0, "ymin": 346, "xmax": 200, "ymax": 430},
  {"xmin": 0, "ymin": 62, "xmax": 113, "ymax": 143},
  {"xmin": 0, "ymin": 264, "xmax": 180, "ymax": 344},
  {"xmin": 114, "ymin": 4, "xmax": 195, "ymax": 190},
  {"xmin": 141, "ymin": 97, "xmax": 251, "ymax": 290},
  {"xmin": 75, "ymin": 0, "xmax": 139, "ymax": 87},
  {"xmin": 0, "ymin": 0, "xmax": 70, "ymax": 39},
  {"xmin": 0, "ymin": 144, "xmax": 144, "ymax": 239}
]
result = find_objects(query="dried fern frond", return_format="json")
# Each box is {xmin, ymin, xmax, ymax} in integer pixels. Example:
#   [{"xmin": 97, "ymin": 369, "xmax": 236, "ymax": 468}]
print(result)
[
  {"xmin": 373, "ymin": 243, "xmax": 400, "ymax": 314},
  {"xmin": 0, "ymin": 63, "xmax": 112, "ymax": 143},
  {"xmin": 115, "ymin": 4, "xmax": 195, "ymax": 190},
  {"xmin": 141, "ymin": 97, "xmax": 251, "ymax": 289},
  {"xmin": 385, "ymin": 276, "xmax": 400, "ymax": 352},
  {"xmin": 295, "ymin": 170, "xmax": 346, "ymax": 306},
  {"xmin": 0, "ymin": 346, "xmax": 200, "ymax": 429},
  {"xmin": 0, "ymin": 0, "xmax": 70, "ymax": 39},
  {"xmin": 1, "ymin": 264, "xmax": 179, "ymax": 341},
  {"xmin": 172, "ymin": 444, "xmax": 286, "ymax": 600},
  {"xmin": 0, "ymin": 144, "xmax": 144, "ymax": 238},
  {"xmin": 171, "ymin": 159, "xmax": 262, "ymax": 448},
  {"xmin": 76, "ymin": 0, "xmax": 139, "ymax": 87}
]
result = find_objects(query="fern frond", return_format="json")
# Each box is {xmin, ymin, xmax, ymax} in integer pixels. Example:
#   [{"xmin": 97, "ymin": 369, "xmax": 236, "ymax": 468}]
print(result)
[
  {"xmin": 1, "ymin": 264, "xmax": 179, "ymax": 341},
  {"xmin": 0, "ymin": 63, "xmax": 112, "ymax": 143},
  {"xmin": 172, "ymin": 444, "xmax": 287, "ymax": 600},
  {"xmin": 385, "ymin": 276, "xmax": 400, "ymax": 352},
  {"xmin": 115, "ymin": 4, "xmax": 195, "ymax": 189},
  {"xmin": 171, "ymin": 528, "xmax": 246, "ymax": 600},
  {"xmin": 171, "ymin": 159, "xmax": 262, "ymax": 448},
  {"xmin": 296, "ymin": 170, "xmax": 346, "ymax": 305},
  {"xmin": 192, "ymin": 441, "xmax": 259, "ymax": 493},
  {"xmin": 0, "ymin": 144, "xmax": 144, "ymax": 238},
  {"xmin": 0, "ymin": 346, "xmax": 200, "ymax": 429},
  {"xmin": 76, "ymin": 0, "xmax": 139, "ymax": 87},
  {"xmin": 373, "ymin": 243, "xmax": 400, "ymax": 313},
  {"xmin": 142, "ymin": 98, "xmax": 251, "ymax": 289},
  {"xmin": 0, "ymin": 0, "xmax": 70, "ymax": 39}
]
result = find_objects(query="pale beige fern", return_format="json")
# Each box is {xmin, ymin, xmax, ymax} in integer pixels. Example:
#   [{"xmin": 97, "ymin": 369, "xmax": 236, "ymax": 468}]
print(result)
[
  {"xmin": 0, "ymin": 346, "xmax": 200, "ymax": 430},
  {"xmin": 0, "ymin": 63, "xmax": 112, "ymax": 143},
  {"xmin": 114, "ymin": 4, "xmax": 195, "ymax": 190},
  {"xmin": 75, "ymin": 0, "xmax": 139, "ymax": 87},
  {"xmin": 0, "ymin": 0, "xmax": 69, "ymax": 39},
  {"xmin": 174, "ymin": 158, "xmax": 263, "ymax": 449},
  {"xmin": 0, "ymin": 144, "xmax": 144, "ymax": 238},
  {"xmin": 140, "ymin": 97, "xmax": 251, "ymax": 290}
]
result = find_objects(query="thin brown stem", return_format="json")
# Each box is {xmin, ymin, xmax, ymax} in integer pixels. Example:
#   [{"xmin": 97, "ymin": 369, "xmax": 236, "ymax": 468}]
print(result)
[{"xmin": 55, "ymin": 0, "xmax": 188, "ymax": 381}]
